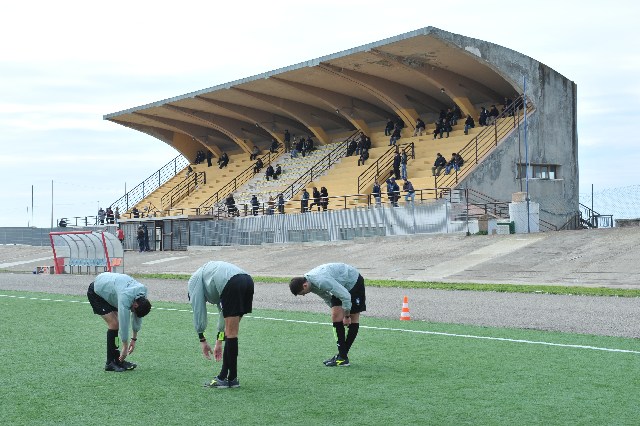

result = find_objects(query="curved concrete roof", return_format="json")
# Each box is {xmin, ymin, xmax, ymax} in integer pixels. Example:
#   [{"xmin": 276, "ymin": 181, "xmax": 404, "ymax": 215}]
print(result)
[{"xmin": 104, "ymin": 27, "xmax": 523, "ymax": 160}]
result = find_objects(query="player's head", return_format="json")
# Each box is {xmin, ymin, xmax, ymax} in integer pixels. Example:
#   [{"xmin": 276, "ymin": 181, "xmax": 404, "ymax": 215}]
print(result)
[
  {"xmin": 133, "ymin": 296, "xmax": 152, "ymax": 317},
  {"xmin": 289, "ymin": 277, "xmax": 308, "ymax": 296}
]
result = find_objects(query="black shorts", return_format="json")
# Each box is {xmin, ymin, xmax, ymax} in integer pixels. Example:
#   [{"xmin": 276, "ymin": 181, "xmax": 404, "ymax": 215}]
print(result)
[
  {"xmin": 87, "ymin": 282, "xmax": 117, "ymax": 315},
  {"xmin": 330, "ymin": 274, "xmax": 366, "ymax": 314},
  {"xmin": 220, "ymin": 274, "xmax": 254, "ymax": 318}
]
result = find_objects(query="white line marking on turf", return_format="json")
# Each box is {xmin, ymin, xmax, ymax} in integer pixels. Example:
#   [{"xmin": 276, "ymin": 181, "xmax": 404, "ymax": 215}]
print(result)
[
  {"xmin": 2, "ymin": 294, "xmax": 638, "ymax": 355},
  {"xmin": 0, "ymin": 256, "xmax": 52, "ymax": 268},
  {"xmin": 141, "ymin": 256, "xmax": 188, "ymax": 265}
]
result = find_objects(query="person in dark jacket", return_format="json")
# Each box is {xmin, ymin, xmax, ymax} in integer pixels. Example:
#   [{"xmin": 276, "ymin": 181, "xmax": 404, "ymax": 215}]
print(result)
[
  {"xmin": 250, "ymin": 195, "xmax": 259, "ymax": 216},
  {"xmin": 371, "ymin": 180, "xmax": 382, "ymax": 206},
  {"xmin": 464, "ymin": 114, "xmax": 475, "ymax": 135},
  {"xmin": 320, "ymin": 187, "xmax": 329, "ymax": 211},
  {"xmin": 309, "ymin": 187, "xmax": 321, "ymax": 211},
  {"xmin": 300, "ymin": 189, "xmax": 310, "ymax": 213},
  {"xmin": 431, "ymin": 153, "xmax": 447, "ymax": 176}
]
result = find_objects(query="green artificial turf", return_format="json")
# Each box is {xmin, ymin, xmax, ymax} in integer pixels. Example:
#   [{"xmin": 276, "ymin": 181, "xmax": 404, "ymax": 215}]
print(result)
[{"xmin": 1, "ymin": 290, "xmax": 639, "ymax": 425}]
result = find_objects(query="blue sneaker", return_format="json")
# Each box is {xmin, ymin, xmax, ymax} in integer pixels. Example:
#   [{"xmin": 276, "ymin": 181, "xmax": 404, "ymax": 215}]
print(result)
[{"xmin": 204, "ymin": 376, "xmax": 229, "ymax": 388}]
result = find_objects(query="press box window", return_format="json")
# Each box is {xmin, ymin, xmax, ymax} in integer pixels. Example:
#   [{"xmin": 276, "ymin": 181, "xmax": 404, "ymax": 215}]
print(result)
[{"xmin": 517, "ymin": 164, "xmax": 558, "ymax": 180}]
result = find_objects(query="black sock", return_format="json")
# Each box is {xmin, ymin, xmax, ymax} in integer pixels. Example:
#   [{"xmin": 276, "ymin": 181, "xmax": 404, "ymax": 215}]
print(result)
[
  {"xmin": 345, "ymin": 323, "xmax": 360, "ymax": 355},
  {"xmin": 107, "ymin": 329, "xmax": 118, "ymax": 364},
  {"xmin": 333, "ymin": 322, "xmax": 347, "ymax": 358},
  {"xmin": 226, "ymin": 338, "xmax": 239, "ymax": 381},
  {"xmin": 218, "ymin": 338, "xmax": 229, "ymax": 380}
]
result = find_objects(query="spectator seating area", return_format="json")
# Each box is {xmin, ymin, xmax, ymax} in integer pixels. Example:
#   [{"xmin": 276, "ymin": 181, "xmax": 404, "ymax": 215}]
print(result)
[{"xmin": 126, "ymin": 112, "xmax": 521, "ymax": 217}]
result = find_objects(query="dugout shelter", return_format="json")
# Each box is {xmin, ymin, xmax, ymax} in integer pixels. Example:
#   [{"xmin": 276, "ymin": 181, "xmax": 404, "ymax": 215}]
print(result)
[{"xmin": 49, "ymin": 231, "xmax": 124, "ymax": 274}]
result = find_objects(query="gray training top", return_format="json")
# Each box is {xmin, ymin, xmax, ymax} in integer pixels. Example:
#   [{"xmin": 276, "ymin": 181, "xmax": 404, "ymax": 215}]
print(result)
[
  {"xmin": 188, "ymin": 261, "xmax": 248, "ymax": 335},
  {"xmin": 94, "ymin": 272, "xmax": 147, "ymax": 342},
  {"xmin": 304, "ymin": 263, "xmax": 360, "ymax": 312}
]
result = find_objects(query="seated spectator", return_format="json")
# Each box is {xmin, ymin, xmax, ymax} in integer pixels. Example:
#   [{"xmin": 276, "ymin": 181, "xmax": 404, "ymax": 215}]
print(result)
[
  {"xmin": 386, "ymin": 178, "xmax": 400, "ymax": 207},
  {"xmin": 253, "ymin": 158, "xmax": 264, "ymax": 174},
  {"xmin": 443, "ymin": 118, "xmax": 452, "ymax": 138},
  {"xmin": 358, "ymin": 149, "xmax": 369, "ymax": 166},
  {"xmin": 320, "ymin": 187, "xmax": 329, "ymax": 211},
  {"xmin": 502, "ymin": 97, "xmax": 514, "ymax": 116},
  {"xmin": 444, "ymin": 152, "xmax": 464, "ymax": 175},
  {"xmin": 363, "ymin": 135, "xmax": 371, "ymax": 151},
  {"xmin": 403, "ymin": 179, "xmax": 415, "ymax": 203},
  {"xmin": 277, "ymin": 193, "xmax": 285, "ymax": 214},
  {"xmin": 249, "ymin": 146, "xmax": 260, "ymax": 161},
  {"xmin": 250, "ymin": 195, "xmax": 259, "ymax": 216},
  {"xmin": 266, "ymin": 196, "xmax": 275, "ymax": 215},
  {"xmin": 464, "ymin": 115, "xmax": 475, "ymax": 135},
  {"xmin": 274, "ymin": 164, "xmax": 282, "ymax": 179},
  {"xmin": 309, "ymin": 187, "xmax": 321, "ymax": 211},
  {"xmin": 346, "ymin": 139, "xmax": 357, "ymax": 156},
  {"xmin": 194, "ymin": 150, "xmax": 205, "ymax": 164},
  {"xmin": 217, "ymin": 152, "xmax": 229, "ymax": 169},
  {"xmin": 372, "ymin": 180, "xmax": 382, "ymax": 206},
  {"xmin": 265, "ymin": 164, "xmax": 275, "ymax": 181},
  {"xmin": 487, "ymin": 105, "xmax": 499, "ymax": 125},
  {"xmin": 413, "ymin": 118, "xmax": 426, "ymax": 136},
  {"xmin": 445, "ymin": 108, "xmax": 455, "ymax": 126},
  {"xmin": 479, "ymin": 107, "xmax": 488, "ymax": 126},
  {"xmin": 433, "ymin": 120, "xmax": 443, "ymax": 139},
  {"xmin": 225, "ymin": 193, "xmax": 238, "ymax": 216},
  {"xmin": 384, "ymin": 118, "xmax": 394, "ymax": 136},
  {"xmin": 300, "ymin": 188, "xmax": 309, "ymax": 213},
  {"xmin": 295, "ymin": 138, "xmax": 305, "ymax": 157},
  {"xmin": 453, "ymin": 104, "xmax": 462, "ymax": 124},
  {"xmin": 270, "ymin": 138, "xmax": 279, "ymax": 153},
  {"xmin": 431, "ymin": 153, "xmax": 446, "ymax": 176},
  {"xmin": 305, "ymin": 136, "xmax": 314, "ymax": 154}
]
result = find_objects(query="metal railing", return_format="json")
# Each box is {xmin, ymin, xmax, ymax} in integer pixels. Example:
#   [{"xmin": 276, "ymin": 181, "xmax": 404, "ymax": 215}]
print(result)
[
  {"xmin": 275, "ymin": 132, "xmax": 359, "ymax": 202},
  {"xmin": 579, "ymin": 203, "xmax": 614, "ymax": 228},
  {"xmin": 161, "ymin": 172, "xmax": 206, "ymax": 209},
  {"xmin": 433, "ymin": 95, "xmax": 533, "ymax": 188},
  {"xmin": 357, "ymin": 142, "xmax": 415, "ymax": 193},
  {"xmin": 109, "ymin": 154, "xmax": 189, "ymax": 214},
  {"xmin": 199, "ymin": 145, "xmax": 285, "ymax": 213}
]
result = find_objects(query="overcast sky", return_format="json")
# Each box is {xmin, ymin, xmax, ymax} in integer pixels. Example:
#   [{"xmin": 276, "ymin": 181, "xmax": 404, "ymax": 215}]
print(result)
[{"xmin": 1, "ymin": 1, "xmax": 638, "ymax": 227}]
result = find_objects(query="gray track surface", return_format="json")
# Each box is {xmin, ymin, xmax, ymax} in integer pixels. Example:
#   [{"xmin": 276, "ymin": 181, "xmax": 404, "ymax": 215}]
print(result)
[{"xmin": 1, "ymin": 227, "xmax": 639, "ymax": 338}]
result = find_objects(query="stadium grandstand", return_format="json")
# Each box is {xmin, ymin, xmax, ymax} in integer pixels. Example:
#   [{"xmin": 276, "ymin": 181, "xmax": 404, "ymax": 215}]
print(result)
[{"xmin": 101, "ymin": 26, "xmax": 579, "ymax": 250}]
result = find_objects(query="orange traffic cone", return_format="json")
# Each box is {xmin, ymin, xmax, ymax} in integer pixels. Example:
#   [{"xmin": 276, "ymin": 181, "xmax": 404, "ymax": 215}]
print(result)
[{"xmin": 400, "ymin": 296, "xmax": 411, "ymax": 321}]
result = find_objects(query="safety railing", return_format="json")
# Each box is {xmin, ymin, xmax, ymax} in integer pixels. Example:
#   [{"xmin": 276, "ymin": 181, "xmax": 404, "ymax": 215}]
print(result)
[
  {"xmin": 109, "ymin": 154, "xmax": 189, "ymax": 214},
  {"xmin": 161, "ymin": 172, "xmax": 206, "ymax": 209},
  {"xmin": 433, "ymin": 94, "xmax": 533, "ymax": 188},
  {"xmin": 357, "ymin": 142, "xmax": 415, "ymax": 193},
  {"xmin": 198, "ymin": 145, "xmax": 285, "ymax": 213}
]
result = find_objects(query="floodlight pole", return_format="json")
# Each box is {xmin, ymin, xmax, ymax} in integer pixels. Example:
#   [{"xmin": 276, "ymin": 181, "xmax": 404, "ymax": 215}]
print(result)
[{"xmin": 523, "ymin": 77, "xmax": 530, "ymax": 233}]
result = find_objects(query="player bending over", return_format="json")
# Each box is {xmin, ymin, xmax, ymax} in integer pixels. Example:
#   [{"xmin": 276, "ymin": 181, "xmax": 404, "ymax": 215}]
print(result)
[
  {"xmin": 87, "ymin": 272, "xmax": 152, "ymax": 372},
  {"xmin": 290, "ymin": 263, "xmax": 366, "ymax": 367},
  {"xmin": 188, "ymin": 261, "xmax": 254, "ymax": 389}
]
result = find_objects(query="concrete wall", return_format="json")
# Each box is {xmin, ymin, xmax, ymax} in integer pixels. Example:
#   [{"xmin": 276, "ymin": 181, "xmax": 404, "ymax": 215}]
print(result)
[{"xmin": 434, "ymin": 29, "xmax": 579, "ymax": 228}]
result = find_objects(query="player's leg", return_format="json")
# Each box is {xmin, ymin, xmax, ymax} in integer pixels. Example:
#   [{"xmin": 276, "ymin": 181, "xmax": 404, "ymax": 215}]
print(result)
[
  {"xmin": 87, "ymin": 282, "xmax": 125, "ymax": 372},
  {"xmin": 345, "ymin": 275, "xmax": 366, "ymax": 356},
  {"xmin": 324, "ymin": 303, "xmax": 349, "ymax": 366},
  {"xmin": 216, "ymin": 274, "xmax": 254, "ymax": 388}
]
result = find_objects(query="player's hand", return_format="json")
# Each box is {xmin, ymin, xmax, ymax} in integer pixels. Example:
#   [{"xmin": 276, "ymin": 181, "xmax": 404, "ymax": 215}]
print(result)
[
  {"xmin": 343, "ymin": 316, "xmax": 352, "ymax": 326},
  {"xmin": 128, "ymin": 339, "xmax": 136, "ymax": 354},
  {"xmin": 201, "ymin": 341, "xmax": 214, "ymax": 360},
  {"xmin": 213, "ymin": 340, "xmax": 223, "ymax": 362}
]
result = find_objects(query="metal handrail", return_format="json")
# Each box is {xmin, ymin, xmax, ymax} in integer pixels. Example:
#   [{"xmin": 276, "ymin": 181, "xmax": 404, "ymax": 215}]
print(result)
[
  {"xmin": 357, "ymin": 142, "xmax": 415, "ymax": 193},
  {"xmin": 109, "ymin": 154, "xmax": 189, "ymax": 214},
  {"xmin": 434, "ymin": 94, "xmax": 533, "ymax": 189},
  {"xmin": 276, "ymin": 134, "xmax": 356, "ymax": 201},
  {"xmin": 198, "ymin": 145, "xmax": 285, "ymax": 212},
  {"xmin": 161, "ymin": 171, "xmax": 206, "ymax": 208}
]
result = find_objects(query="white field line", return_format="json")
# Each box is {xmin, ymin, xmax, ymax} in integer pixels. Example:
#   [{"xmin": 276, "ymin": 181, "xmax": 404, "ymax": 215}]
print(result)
[
  {"xmin": 141, "ymin": 256, "xmax": 189, "ymax": 265},
  {"xmin": 2, "ymin": 294, "xmax": 638, "ymax": 355},
  {"xmin": 0, "ymin": 257, "xmax": 52, "ymax": 268}
]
